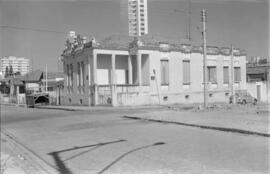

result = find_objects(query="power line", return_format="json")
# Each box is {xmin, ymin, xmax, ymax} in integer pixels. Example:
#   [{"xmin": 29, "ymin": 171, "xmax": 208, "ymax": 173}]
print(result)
[{"xmin": 0, "ymin": 25, "xmax": 67, "ymax": 34}]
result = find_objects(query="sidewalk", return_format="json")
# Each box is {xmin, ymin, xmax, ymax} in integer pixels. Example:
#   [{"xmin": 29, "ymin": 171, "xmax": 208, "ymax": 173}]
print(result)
[
  {"xmin": 124, "ymin": 104, "xmax": 270, "ymax": 137},
  {"xmin": 1, "ymin": 130, "xmax": 58, "ymax": 174}
]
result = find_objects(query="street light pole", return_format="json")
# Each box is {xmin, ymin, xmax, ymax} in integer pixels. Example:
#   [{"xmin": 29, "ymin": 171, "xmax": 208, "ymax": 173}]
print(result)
[
  {"xmin": 45, "ymin": 64, "xmax": 48, "ymax": 93},
  {"xmin": 230, "ymin": 44, "xmax": 235, "ymax": 104},
  {"xmin": 201, "ymin": 8, "xmax": 208, "ymax": 108}
]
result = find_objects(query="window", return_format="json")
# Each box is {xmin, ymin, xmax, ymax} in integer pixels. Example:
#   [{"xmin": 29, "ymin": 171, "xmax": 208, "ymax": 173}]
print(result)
[
  {"xmin": 183, "ymin": 60, "xmax": 190, "ymax": 85},
  {"xmin": 77, "ymin": 62, "xmax": 81, "ymax": 86},
  {"xmin": 207, "ymin": 66, "xmax": 217, "ymax": 83},
  {"xmin": 160, "ymin": 60, "xmax": 169, "ymax": 85},
  {"xmin": 234, "ymin": 67, "xmax": 241, "ymax": 82},
  {"xmin": 70, "ymin": 64, "xmax": 73, "ymax": 86},
  {"xmin": 81, "ymin": 62, "xmax": 85, "ymax": 86},
  {"xmin": 223, "ymin": 66, "xmax": 229, "ymax": 84},
  {"xmin": 66, "ymin": 64, "xmax": 70, "ymax": 86}
]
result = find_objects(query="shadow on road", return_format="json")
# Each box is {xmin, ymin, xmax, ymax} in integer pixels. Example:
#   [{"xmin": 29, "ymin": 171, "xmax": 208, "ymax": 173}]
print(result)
[
  {"xmin": 48, "ymin": 139, "xmax": 126, "ymax": 174},
  {"xmin": 98, "ymin": 142, "xmax": 166, "ymax": 174}
]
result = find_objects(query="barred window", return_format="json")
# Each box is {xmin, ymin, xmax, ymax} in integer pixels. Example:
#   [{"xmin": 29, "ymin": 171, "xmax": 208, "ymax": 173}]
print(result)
[
  {"xmin": 81, "ymin": 62, "xmax": 85, "ymax": 86},
  {"xmin": 77, "ymin": 62, "xmax": 81, "ymax": 86},
  {"xmin": 182, "ymin": 60, "xmax": 190, "ymax": 85},
  {"xmin": 223, "ymin": 66, "xmax": 229, "ymax": 84},
  {"xmin": 66, "ymin": 64, "xmax": 69, "ymax": 86},
  {"xmin": 234, "ymin": 67, "xmax": 241, "ymax": 82},
  {"xmin": 207, "ymin": 66, "xmax": 217, "ymax": 83},
  {"xmin": 160, "ymin": 60, "xmax": 169, "ymax": 85},
  {"xmin": 70, "ymin": 64, "xmax": 73, "ymax": 86}
]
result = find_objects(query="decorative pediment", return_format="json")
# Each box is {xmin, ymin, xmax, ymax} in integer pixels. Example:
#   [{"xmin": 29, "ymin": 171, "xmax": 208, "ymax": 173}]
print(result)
[
  {"xmin": 159, "ymin": 43, "xmax": 170, "ymax": 52},
  {"xmin": 207, "ymin": 46, "xmax": 220, "ymax": 55},
  {"xmin": 191, "ymin": 46, "xmax": 203, "ymax": 53},
  {"xmin": 220, "ymin": 47, "xmax": 231, "ymax": 56},
  {"xmin": 180, "ymin": 44, "xmax": 192, "ymax": 53},
  {"xmin": 233, "ymin": 48, "xmax": 241, "ymax": 56},
  {"xmin": 63, "ymin": 32, "xmax": 88, "ymax": 56}
]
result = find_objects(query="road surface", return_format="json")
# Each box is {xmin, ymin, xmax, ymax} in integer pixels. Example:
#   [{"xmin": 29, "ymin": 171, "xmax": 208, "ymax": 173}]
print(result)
[{"xmin": 1, "ymin": 105, "xmax": 269, "ymax": 174}]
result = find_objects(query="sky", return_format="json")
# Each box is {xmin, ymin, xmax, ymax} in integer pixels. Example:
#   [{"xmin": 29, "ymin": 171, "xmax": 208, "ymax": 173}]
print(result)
[{"xmin": 0, "ymin": 0, "xmax": 269, "ymax": 72}]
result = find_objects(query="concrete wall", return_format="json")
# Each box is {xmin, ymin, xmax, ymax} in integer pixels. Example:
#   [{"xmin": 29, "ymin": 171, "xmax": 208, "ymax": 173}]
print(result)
[{"xmin": 246, "ymin": 81, "xmax": 269, "ymax": 102}]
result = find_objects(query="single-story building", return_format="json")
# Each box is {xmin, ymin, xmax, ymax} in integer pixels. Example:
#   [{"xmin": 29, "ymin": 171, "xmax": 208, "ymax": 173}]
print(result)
[
  {"xmin": 246, "ymin": 63, "xmax": 270, "ymax": 102},
  {"xmin": 61, "ymin": 34, "xmax": 247, "ymax": 106}
]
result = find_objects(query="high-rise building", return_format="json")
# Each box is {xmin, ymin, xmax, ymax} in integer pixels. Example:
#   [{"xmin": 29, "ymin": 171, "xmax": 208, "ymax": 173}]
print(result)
[
  {"xmin": 128, "ymin": 0, "xmax": 148, "ymax": 37},
  {"xmin": 0, "ymin": 56, "xmax": 31, "ymax": 76}
]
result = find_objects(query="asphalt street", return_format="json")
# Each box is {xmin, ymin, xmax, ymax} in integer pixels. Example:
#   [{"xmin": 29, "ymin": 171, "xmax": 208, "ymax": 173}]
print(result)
[{"xmin": 1, "ymin": 105, "xmax": 269, "ymax": 174}]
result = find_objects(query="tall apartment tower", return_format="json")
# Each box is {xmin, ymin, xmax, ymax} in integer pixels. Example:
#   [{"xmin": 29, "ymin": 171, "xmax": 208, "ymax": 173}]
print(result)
[
  {"xmin": 0, "ymin": 56, "xmax": 31, "ymax": 76},
  {"xmin": 128, "ymin": 0, "xmax": 148, "ymax": 37}
]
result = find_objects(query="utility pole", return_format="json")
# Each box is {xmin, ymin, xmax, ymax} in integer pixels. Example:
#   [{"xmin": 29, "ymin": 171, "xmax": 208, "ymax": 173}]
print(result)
[
  {"xmin": 45, "ymin": 64, "xmax": 48, "ymax": 93},
  {"xmin": 201, "ymin": 8, "xmax": 208, "ymax": 108},
  {"xmin": 230, "ymin": 44, "xmax": 235, "ymax": 104},
  {"xmin": 187, "ymin": 0, "xmax": 191, "ymax": 41}
]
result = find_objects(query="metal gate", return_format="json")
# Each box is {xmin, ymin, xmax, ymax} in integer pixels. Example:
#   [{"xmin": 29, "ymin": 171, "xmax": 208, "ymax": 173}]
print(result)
[{"xmin": 97, "ymin": 85, "xmax": 112, "ymax": 105}]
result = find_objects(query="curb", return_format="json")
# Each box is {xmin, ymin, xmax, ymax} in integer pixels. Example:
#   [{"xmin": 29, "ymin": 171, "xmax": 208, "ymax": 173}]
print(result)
[
  {"xmin": 34, "ymin": 105, "xmax": 166, "ymax": 112},
  {"xmin": 123, "ymin": 115, "xmax": 270, "ymax": 137},
  {"xmin": 1, "ymin": 103, "xmax": 27, "ymax": 107},
  {"xmin": 35, "ymin": 106, "xmax": 78, "ymax": 111},
  {"xmin": 1, "ymin": 129, "xmax": 59, "ymax": 174}
]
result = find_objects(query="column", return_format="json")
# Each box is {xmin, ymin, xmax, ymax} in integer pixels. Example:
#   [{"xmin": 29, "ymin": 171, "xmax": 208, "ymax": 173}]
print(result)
[
  {"xmin": 137, "ymin": 54, "xmax": 142, "ymax": 86},
  {"xmin": 93, "ymin": 52, "xmax": 98, "ymax": 105},
  {"xmin": 111, "ymin": 54, "xmax": 116, "ymax": 85},
  {"xmin": 16, "ymin": 86, "xmax": 20, "ymax": 104},
  {"xmin": 128, "ymin": 55, "xmax": 133, "ymax": 84},
  {"xmin": 93, "ymin": 53, "xmax": 97, "ymax": 85},
  {"xmin": 80, "ymin": 62, "xmax": 83, "ymax": 86},
  {"xmin": 88, "ymin": 56, "xmax": 91, "ymax": 86},
  {"xmin": 137, "ymin": 54, "xmax": 142, "ymax": 94},
  {"xmin": 88, "ymin": 56, "xmax": 91, "ymax": 106},
  {"xmin": 111, "ymin": 54, "xmax": 117, "ymax": 106}
]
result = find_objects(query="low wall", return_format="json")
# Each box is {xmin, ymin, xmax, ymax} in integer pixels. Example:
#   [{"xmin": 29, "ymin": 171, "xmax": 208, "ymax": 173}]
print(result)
[
  {"xmin": 246, "ymin": 81, "xmax": 269, "ymax": 102},
  {"xmin": 116, "ymin": 90, "xmax": 233, "ymax": 106}
]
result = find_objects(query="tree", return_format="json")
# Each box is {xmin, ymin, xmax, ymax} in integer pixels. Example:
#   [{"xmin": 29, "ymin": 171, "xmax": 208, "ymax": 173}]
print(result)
[
  {"xmin": 14, "ymin": 71, "xmax": 21, "ymax": 76},
  {"xmin": 4, "ymin": 66, "xmax": 9, "ymax": 78},
  {"xmin": 9, "ymin": 65, "xmax": 13, "ymax": 76}
]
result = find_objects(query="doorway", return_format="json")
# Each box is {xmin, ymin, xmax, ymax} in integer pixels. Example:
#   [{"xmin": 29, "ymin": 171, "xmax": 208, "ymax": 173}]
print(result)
[{"xmin": 256, "ymin": 85, "xmax": 261, "ymax": 101}]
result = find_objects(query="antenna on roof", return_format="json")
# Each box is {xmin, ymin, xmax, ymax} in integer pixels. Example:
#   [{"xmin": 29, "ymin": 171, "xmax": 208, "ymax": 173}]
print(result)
[{"xmin": 186, "ymin": 0, "xmax": 191, "ymax": 41}]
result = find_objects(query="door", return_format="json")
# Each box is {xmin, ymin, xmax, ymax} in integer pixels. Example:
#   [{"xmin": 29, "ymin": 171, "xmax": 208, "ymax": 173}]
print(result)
[{"xmin": 257, "ymin": 85, "xmax": 261, "ymax": 101}]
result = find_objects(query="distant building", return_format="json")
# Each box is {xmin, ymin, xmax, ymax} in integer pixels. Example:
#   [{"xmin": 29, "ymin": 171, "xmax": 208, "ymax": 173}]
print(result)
[
  {"xmin": 61, "ymin": 34, "xmax": 247, "ymax": 106},
  {"xmin": 246, "ymin": 62, "xmax": 270, "ymax": 102},
  {"xmin": 128, "ymin": 0, "xmax": 148, "ymax": 36},
  {"xmin": 0, "ymin": 56, "xmax": 31, "ymax": 76}
]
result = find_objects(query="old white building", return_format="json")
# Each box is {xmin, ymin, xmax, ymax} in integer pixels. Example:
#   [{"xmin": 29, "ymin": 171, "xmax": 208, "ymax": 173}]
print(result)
[{"xmin": 61, "ymin": 34, "xmax": 247, "ymax": 106}]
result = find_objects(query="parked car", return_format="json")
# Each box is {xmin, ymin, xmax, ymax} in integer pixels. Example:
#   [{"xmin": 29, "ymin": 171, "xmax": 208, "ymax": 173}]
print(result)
[{"xmin": 230, "ymin": 92, "xmax": 257, "ymax": 105}]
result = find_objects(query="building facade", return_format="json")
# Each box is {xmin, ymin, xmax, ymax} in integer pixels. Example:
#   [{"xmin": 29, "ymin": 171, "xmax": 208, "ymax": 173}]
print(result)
[
  {"xmin": 128, "ymin": 0, "xmax": 148, "ymax": 36},
  {"xmin": 61, "ymin": 34, "xmax": 247, "ymax": 106},
  {"xmin": 246, "ymin": 63, "xmax": 270, "ymax": 102},
  {"xmin": 0, "ymin": 56, "xmax": 31, "ymax": 76}
]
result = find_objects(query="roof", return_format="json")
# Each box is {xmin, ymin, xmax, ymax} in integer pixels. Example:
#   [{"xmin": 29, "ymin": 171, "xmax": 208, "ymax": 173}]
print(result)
[
  {"xmin": 95, "ymin": 34, "xmax": 194, "ymax": 50},
  {"xmin": 23, "ymin": 70, "xmax": 43, "ymax": 82},
  {"xmin": 246, "ymin": 65, "xmax": 270, "ymax": 75},
  {"xmin": 44, "ymin": 72, "xmax": 65, "ymax": 79},
  {"xmin": 63, "ymin": 34, "xmax": 247, "ymax": 56},
  {"xmin": 1, "ymin": 75, "xmax": 24, "ymax": 85}
]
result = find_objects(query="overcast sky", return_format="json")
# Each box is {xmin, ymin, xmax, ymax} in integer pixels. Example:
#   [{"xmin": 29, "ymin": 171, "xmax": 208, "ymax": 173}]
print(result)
[{"xmin": 0, "ymin": 0, "xmax": 269, "ymax": 71}]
